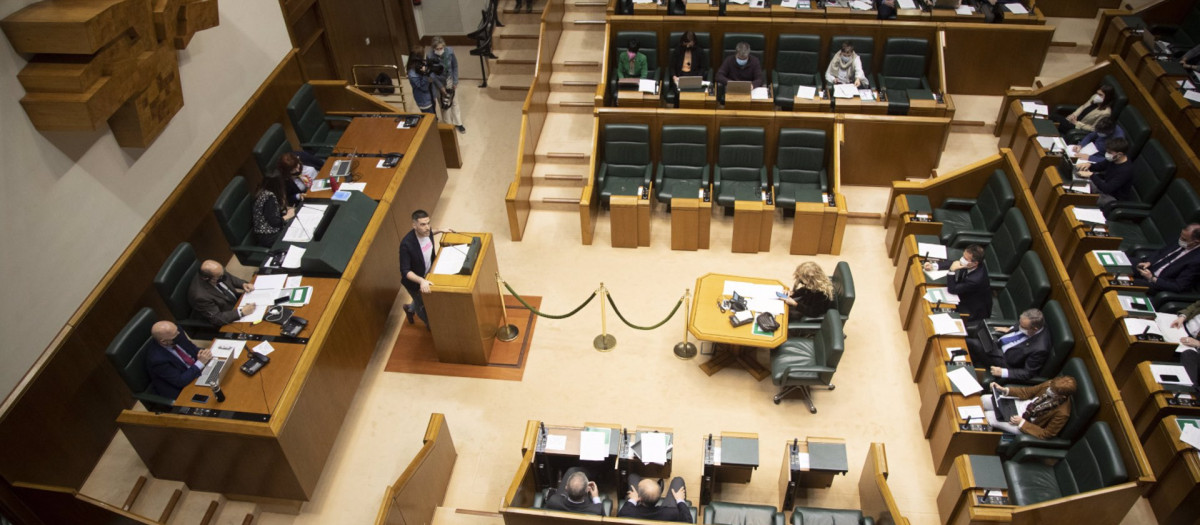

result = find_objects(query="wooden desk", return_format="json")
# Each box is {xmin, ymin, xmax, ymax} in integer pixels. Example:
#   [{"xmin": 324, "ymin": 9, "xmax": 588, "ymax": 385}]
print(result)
[
  {"xmin": 618, "ymin": 427, "xmax": 675, "ymax": 487},
  {"xmin": 220, "ymin": 276, "xmax": 339, "ymax": 339},
  {"xmin": 678, "ymin": 90, "xmax": 717, "ymax": 109},
  {"xmin": 789, "ymin": 93, "xmax": 832, "ymax": 113},
  {"xmin": 1031, "ymin": 165, "xmax": 1098, "ymax": 229},
  {"xmin": 1049, "ymin": 205, "xmax": 1121, "ymax": 275},
  {"xmin": 832, "ymin": 95, "xmax": 888, "ymax": 115},
  {"xmin": 1012, "ymin": 115, "xmax": 1064, "ymax": 191},
  {"xmin": 700, "ymin": 432, "xmax": 759, "ymax": 505},
  {"xmin": 918, "ymin": 355, "xmax": 979, "ymax": 437},
  {"xmin": 778, "ymin": 437, "xmax": 848, "ymax": 510},
  {"xmin": 1094, "ymin": 290, "xmax": 1179, "ymax": 384},
  {"xmin": 173, "ymin": 341, "xmax": 304, "ymax": 416},
  {"xmin": 611, "ymin": 191, "xmax": 652, "ymax": 248},
  {"xmin": 1144, "ymin": 416, "xmax": 1200, "ymax": 525},
  {"xmin": 533, "ymin": 423, "xmax": 623, "ymax": 491},
  {"xmin": 617, "ymin": 86, "xmax": 662, "ymax": 108},
  {"xmin": 928, "ymin": 393, "xmax": 1001, "ymax": 475},
  {"xmin": 670, "ymin": 196, "xmax": 711, "ymax": 251},
  {"xmin": 936, "ymin": 454, "xmax": 1014, "ymax": 525},
  {"xmin": 884, "ymin": 195, "xmax": 941, "ymax": 263},
  {"xmin": 1120, "ymin": 360, "xmax": 1200, "ymax": 442},
  {"xmin": 896, "ymin": 246, "xmax": 950, "ymax": 331},
  {"xmin": 790, "ymin": 200, "xmax": 841, "ymax": 255},
  {"xmin": 732, "ymin": 193, "xmax": 774, "ymax": 254},
  {"xmin": 306, "ymin": 116, "xmax": 420, "ymax": 201},
  {"xmin": 723, "ymin": 89, "xmax": 774, "ymax": 111},
  {"xmin": 426, "ymin": 232, "xmax": 504, "ymax": 365},
  {"xmin": 907, "ymin": 305, "xmax": 968, "ymax": 384},
  {"xmin": 689, "ymin": 273, "xmax": 788, "ymax": 380},
  {"xmin": 1072, "ymin": 250, "xmax": 1143, "ymax": 318}
]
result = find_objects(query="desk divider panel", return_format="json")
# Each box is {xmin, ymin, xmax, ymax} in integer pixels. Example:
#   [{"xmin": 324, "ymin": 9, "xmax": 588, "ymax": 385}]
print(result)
[
  {"xmin": 840, "ymin": 114, "xmax": 949, "ymax": 186},
  {"xmin": 374, "ymin": 414, "xmax": 456, "ymax": 525},
  {"xmin": 941, "ymin": 23, "xmax": 1054, "ymax": 95}
]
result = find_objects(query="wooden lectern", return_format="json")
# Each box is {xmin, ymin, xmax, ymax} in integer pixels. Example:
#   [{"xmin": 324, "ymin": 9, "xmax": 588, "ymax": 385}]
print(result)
[{"xmin": 425, "ymin": 232, "xmax": 504, "ymax": 365}]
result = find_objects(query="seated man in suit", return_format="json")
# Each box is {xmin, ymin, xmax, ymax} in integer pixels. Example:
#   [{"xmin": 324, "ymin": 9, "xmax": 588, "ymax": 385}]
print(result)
[
  {"xmin": 924, "ymin": 244, "xmax": 992, "ymax": 326},
  {"xmin": 967, "ymin": 308, "xmax": 1049, "ymax": 380},
  {"xmin": 981, "ymin": 375, "xmax": 1076, "ymax": 438},
  {"xmin": 716, "ymin": 41, "xmax": 764, "ymax": 88},
  {"xmin": 618, "ymin": 473, "xmax": 692, "ymax": 522},
  {"xmin": 545, "ymin": 468, "xmax": 604, "ymax": 515},
  {"xmin": 1132, "ymin": 223, "xmax": 1200, "ymax": 293},
  {"xmin": 188, "ymin": 260, "xmax": 257, "ymax": 328},
  {"xmin": 146, "ymin": 320, "xmax": 212, "ymax": 399}
]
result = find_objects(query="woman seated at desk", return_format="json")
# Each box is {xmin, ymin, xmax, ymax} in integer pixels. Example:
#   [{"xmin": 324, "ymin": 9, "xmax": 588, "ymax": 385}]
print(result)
[
  {"xmin": 1050, "ymin": 84, "xmax": 1116, "ymax": 141},
  {"xmin": 277, "ymin": 152, "xmax": 317, "ymax": 206},
  {"xmin": 617, "ymin": 39, "xmax": 649, "ymax": 79},
  {"xmin": 1168, "ymin": 303, "xmax": 1200, "ymax": 394},
  {"xmin": 252, "ymin": 171, "xmax": 295, "ymax": 247},
  {"xmin": 983, "ymin": 375, "xmax": 1077, "ymax": 438},
  {"xmin": 782, "ymin": 262, "xmax": 835, "ymax": 319},
  {"xmin": 670, "ymin": 31, "xmax": 707, "ymax": 86},
  {"xmin": 824, "ymin": 42, "xmax": 868, "ymax": 88}
]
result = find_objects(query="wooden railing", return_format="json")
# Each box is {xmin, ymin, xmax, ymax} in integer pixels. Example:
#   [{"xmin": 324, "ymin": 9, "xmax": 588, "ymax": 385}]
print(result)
[
  {"xmin": 374, "ymin": 414, "xmax": 457, "ymax": 525},
  {"xmin": 505, "ymin": 0, "xmax": 568, "ymax": 241}
]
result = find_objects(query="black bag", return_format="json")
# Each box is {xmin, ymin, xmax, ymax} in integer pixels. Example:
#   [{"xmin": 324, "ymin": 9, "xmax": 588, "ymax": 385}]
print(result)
[
  {"xmin": 373, "ymin": 72, "xmax": 395, "ymax": 95},
  {"xmin": 756, "ymin": 312, "xmax": 780, "ymax": 333},
  {"xmin": 439, "ymin": 87, "xmax": 455, "ymax": 110}
]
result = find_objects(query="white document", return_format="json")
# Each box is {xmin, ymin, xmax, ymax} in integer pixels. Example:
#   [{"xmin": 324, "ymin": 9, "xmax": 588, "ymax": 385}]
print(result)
[
  {"xmin": 639, "ymin": 79, "xmax": 658, "ymax": 93},
  {"xmin": 252, "ymin": 341, "xmax": 275, "ymax": 357},
  {"xmin": 283, "ymin": 204, "xmax": 328, "ymax": 242},
  {"xmin": 640, "ymin": 433, "xmax": 668, "ymax": 464},
  {"xmin": 833, "ymin": 84, "xmax": 858, "ymax": 98},
  {"xmin": 1022, "ymin": 101, "xmax": 1049, "ymax": 116},
  {"xmin": 859, "ymin": 89, "xmax": 875, "ymax": 101},
  {"xmin": 897, "ymin": 0, "xmax": 916, "ymax": 8},
  {"xmin": 284, "ymin": 275, "xmax": 303, "ymax": 288},
  {"xmin": 209, "ymin": 339, "xmax": 246, "ymax": 360},
  {"xmin": 1072, "ymin": 207, "xmax": 1107, "ymax": 225},
  {"xmin": 955, "ymin": 5, "xmax": 974, "ymax": 14},
  {"xmin": 339, "ymin": 182, "xmax": 367, "ymax": 192},
  {"xmin": 917, "ymin": 243, "xmax": 948, "ymax": 260},
  {"xmin": 751, "ymin": 87, "xmax": 770, "ymax": 100},
  {"xmin": 545, "ymin": 434, "xmax": 567, "ymax": 451},
  {"xmin": 747, "ymin": 298, "xmax": 786, "ymax": 316},
  {"xmin": 1184, "ymin": 90, "xmax": 1200, "ymax": 103},
  {"xmin": 946, "ymin": 346, "xmax": 968, "ymax": 362},
  {"xmin": 849, "ymin": 0, "xmax": 872, "ymax": 9},
  {"xmin": 1151, "ymin": 363, "xmax": 1194, "ymax": 386},
  {"xmin": 1035, "ymin": 136, "xmax": 1056, "ymax": 151},
  {"xmin": 925, "ymin": 288, "xmax": 961, "ymax": 305},
  {"xmin": 795, "ymin": 85, "xmax": 817, "ymax": 100},
  {"xmin": 1181, "ymin": 425, "xmax": 1200, "ymax": 450},
  {"xmin": 958, "ymin": 405, "xmax": 986, "ymax": 421},
  {"xmin": 1118, "ymin": 294, "xmax": 1152, "ymax": 313},
  {"xmin": 924, "ymin": 268, "xmax": 949, "ymax": 280},
  {"xmin": 281, "ymin": 245, "xmax": 306, "ymax": 269},
  {"xmin": 1079, "ymin": 142, "xmax": 1099, "ymax": 156},
  {"xmin": 781, "ymin": 0, "xmax": 798, "ymax": 7},
  {"xmin": 1066, "ymin": 181, "xmax": 1093, "ymax": 194},
  {"xmin": 237, "ymin": 290, "xmax": 281, "ymax": 323},
  {"xmin": 1180, "ymin": 80, "xmax": 1196, "ymax": 90},
  {"xmin": 1093, "ymin": 250, "xmax": 1130, "ymax": 266},
  {"xmin": 795, "ymin": 452, "xmax": 810, "ymax": 469},
  {"xmin": 432, "ymin": 244, "xmax": 470, "ymax": 275},
  {"xmin": 722, "ymin": 281, "xmax": 786, "ymax": 300},
  {"xmin": 1155, "ymin": 312, "xmax": 1187, "ymax": 343},
  {"xmin": 930, "ymin": 313, "xmax": 967, "ymax": 336},
  {"xmin": 1004, "ymin": 2, "xmax": 1028, "ymax": 14},
  {"xmin": 1124, "ymin": 317, "xmax": 1163, "ymax": 338},
  {"xmin": 579, "ymin": 430, "xmax": 609, "ymax": 461},
  {"xmin": 948, "ymin": 366, "xmax": 984, "ymax": 396},
  {"xmin": 254, "ymin": 274, "xmax": 288, "ymax": 292}
]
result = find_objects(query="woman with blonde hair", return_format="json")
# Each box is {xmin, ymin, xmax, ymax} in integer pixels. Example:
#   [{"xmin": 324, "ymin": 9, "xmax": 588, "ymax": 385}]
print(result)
[{"xmin": 783, "ymin": 262, "xmax": 835, "ymax": 319}]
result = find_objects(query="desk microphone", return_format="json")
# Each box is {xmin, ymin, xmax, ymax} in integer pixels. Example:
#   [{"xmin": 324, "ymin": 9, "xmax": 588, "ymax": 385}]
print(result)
[{"xmin": 791, "ymin": 438, "xmax": 798, "ymax": 454}]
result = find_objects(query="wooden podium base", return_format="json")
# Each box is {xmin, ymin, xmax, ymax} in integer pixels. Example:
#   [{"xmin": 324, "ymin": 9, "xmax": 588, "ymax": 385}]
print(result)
[{"xmin": 385, "ymin": 297, "xmax": 541, "ymax": 381}]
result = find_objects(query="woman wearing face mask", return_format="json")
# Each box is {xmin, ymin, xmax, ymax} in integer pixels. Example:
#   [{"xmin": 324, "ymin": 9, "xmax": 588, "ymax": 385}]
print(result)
[
  {"xmin": 617, "ymin": 39, "xmax": 649, "ymax": 79},
  {"xmin": 670, "ymin": 31, "xmax": 707, "ymax": 86},
  {"xmin": 427, "ymin": 36, "xmax": 466, "ymax": 133},
  {"xmin": 780, "ymin": 262, "xmax": 836, "ymax": 319},
  {"xmin": 824, "ymin": 42, "xmax": 867, "ymax": 88},
  {"xmin": 982, "ymin": 376, "xmax": 1077, "ymax": 438},
  {"xmin": 1052, "ymin": 84, "xmax": 1116, "ymax": 140}
]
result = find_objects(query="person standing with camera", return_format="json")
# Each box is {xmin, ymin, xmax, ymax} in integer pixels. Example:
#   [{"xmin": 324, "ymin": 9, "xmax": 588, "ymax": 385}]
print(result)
[
  {"xmin": 407, "ymin": 46, "xmax": 438, "ymax": 115},
  {"xmin": 428, "ymin": 36, "xmax": 466, "ymax": 134}
]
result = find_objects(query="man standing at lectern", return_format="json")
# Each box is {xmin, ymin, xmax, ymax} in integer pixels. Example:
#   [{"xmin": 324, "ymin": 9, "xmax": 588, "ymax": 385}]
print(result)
[{"xmin": 399, "ymin": 209, "xmax": 454, "ymax": 327}]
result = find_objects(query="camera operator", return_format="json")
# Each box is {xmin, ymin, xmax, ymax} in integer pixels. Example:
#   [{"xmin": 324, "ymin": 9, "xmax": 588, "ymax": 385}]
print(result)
[{"xmin": 407, "ymin": 46, "xmax": 440, "ymax": 115}]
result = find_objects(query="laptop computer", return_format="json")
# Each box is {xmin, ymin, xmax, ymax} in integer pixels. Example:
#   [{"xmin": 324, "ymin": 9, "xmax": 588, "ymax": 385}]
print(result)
[
  {"xmin": 617, "ymin": 78, "xmax": 641, "ymax": 91},
  {"xmin": 677, "ymin": 76, "xmax": 704, "ymax": 90},
  {"xmin": 973, "ymin": 322, "xmax": 1002, "ymax": 361},
  {"xmin": 930, "ymin": 0, "xmax": 959, "ymax": 8},
  {"xmin": 195, "ymin": 356, "xmax": 232, "ymax": 388},
  {"xmin": 725, "ymin": 80, "xmax": 753, "ymax": 95}
]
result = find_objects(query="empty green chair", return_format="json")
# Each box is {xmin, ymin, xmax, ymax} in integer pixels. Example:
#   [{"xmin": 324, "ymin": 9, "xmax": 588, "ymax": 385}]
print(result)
[
  {"xmin": 253, "ymin": 123, "xmax": 292, "ymax": 176},
  {"xmin": 772, "ymin": 34, "xmax": 821, "ymax": 109},
  {"xmin": 980, "ymin": 300, "xmax": 1075, "ymax": 389},
  {"xmin": 655, "ymin": 125, "xmax": 709, "ymax": 205},
  {"xmin": 1107, "ymin": 179, "xmax": 1200, "ymax": 258},
  {"xmin": 987, "ymin": 251, "xmax": 1051, "ymax": 327},
  {"xmin": 106, "ymin": 307, "xmax": 176, "ymax": 411},
  {"xmin": 771, "ymin": 312, "xmax": 845, "ymax": 413},
  {"xmin": 791, "ymin": 507, "xmax": 873, "ymax": 525},
  {"xmin": 1107, "ymin": 138, "xmax": 1176, "ymax": 218},
  {"xmin": 714, "ymin": 126, "xmax": 767, "ymax": 212},
  {"xmin": 287, "ymin": 83, "xmax": 350, "ymax": 160},
  {"xmin": 876, "ymin": 37, "xmax": 930, "ymax": 92},
  {"xmin": 915, "ymin": 170, "xmax": 1015, "ymax": 247},
  {"xmin": 773, "ymin": 128, "xmax": 827, "ymax": 209},
  {"xmin": 213, "ymin": 176, "xmax": 273, "ymax": 266},
  {"xmin": 721, "ymin": 32, "xmax": 766, "ymax": 63},
  {"xmin": 826, "ymin": 36, "xmax": 874, "ymax": 88},
  {"xmin": 596, "ymin": 123, "xmax": 652, "ymax": 205},
  {"xmin": 704, "ymin": 501, "xmax": 785, "ymax": 525},
  {"xmin": 1002, "ymin": 421, "xmax": 1127, "ymax": 506},
  {"xmin": 1116, "ymin": 105, "xmax": 1151, "ymax": 160},
  {"xmin": 994, "ymin": 358, "xmax": 1101, "ymax": 459},
  {"xmin": 153, "ymin": 243, "xmax": 212, "ymax": 337},
  {"xmin": 1150, "ymin": 4, "xmax": 1200, "ymax": 49},
  {"xmin": 948, "ymin": 208, "xmax": 1033, "ymax": 289}
]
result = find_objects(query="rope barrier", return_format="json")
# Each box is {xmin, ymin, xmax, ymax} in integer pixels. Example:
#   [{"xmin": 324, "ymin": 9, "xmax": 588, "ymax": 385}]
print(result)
[
  {"xmin": 502, "ymin": 281, "xmax": 596, "ymax": 319},
  {"xmin": 500, "ymin": 279, "xmax": 685, "ymax": 330},
  {"xmin": 605, "ymin": 289, "xmax": 684, "ymax": 331}
]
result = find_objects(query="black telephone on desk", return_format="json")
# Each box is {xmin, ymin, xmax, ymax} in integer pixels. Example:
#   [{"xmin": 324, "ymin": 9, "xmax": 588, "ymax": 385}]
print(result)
[
  {"xmin": 383, "ymin": 153, "xmax": 402, "ymax": 168},
  {"xmin": 240, "ymin": 351, "xmax": 271, "ymax": 376},
  {"xmin": 281, "ymin": 316, "xmax": 308, "ymax": 337}
]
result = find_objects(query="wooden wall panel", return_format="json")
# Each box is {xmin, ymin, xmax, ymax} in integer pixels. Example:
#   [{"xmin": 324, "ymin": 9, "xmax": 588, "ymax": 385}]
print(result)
[
  {"xmin": 943, "ymin": 23, "xmax": 1055, "ymax": 95},
  {"xmin": 840, "ymin": 115, "xmax": 949, "ymax": 186}
]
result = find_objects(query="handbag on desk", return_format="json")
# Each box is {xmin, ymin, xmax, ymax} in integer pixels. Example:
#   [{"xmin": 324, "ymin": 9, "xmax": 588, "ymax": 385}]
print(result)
[{"xmin": 755, "ymin": 312, "xmax": 780, "ymax": 333}]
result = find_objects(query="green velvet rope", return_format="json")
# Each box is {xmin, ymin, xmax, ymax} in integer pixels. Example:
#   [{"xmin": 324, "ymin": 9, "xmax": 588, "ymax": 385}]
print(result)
[
  {"xmin": 503, "ymin": 281, "xmax": 597, "ymax": 319},
  {"xmin": 605, "ymin": 291, "xmax": 683, "ymax": 331}
]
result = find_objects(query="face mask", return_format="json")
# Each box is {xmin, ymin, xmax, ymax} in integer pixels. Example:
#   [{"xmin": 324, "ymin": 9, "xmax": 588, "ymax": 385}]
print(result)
[
  {"xmin": 435, "ymin": 49, "xmax": 445, "ymax": 56},
  {"xmin": 1181, "ymin": 239, "xmax": 1190, "ymax": 248},
  {"xmin": 1021, "ymin": 328, "xmax": 1036, "ymax": 337},
  {"xmin": 840, "ymin": 53, "xmax": 853, "ymax": 63},
  {"xmin": 628, "ymin": 51, "xmax": 636, "ymax": 58},
  {"xmin": 736, "ymin": 57, "xmax": 748, "ymax": 66},
  {"xmin": 1091, "ymin": 94, "xmax": 1103, "ymax": 105},
  {"xmin": 959, "ymin": 257, "xmax": 971, "ymax": 267},
  {"xmin": 1105, "ymin": 152, "xmax": 1118, "ymax": 161}
]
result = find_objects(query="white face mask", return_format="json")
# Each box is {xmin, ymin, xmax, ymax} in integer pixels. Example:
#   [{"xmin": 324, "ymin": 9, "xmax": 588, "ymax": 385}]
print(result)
[
  {"xmin": 1091, "ymin": 94, "xmax": 1103, "ymax": 105},
  {"xmin": 1181, "ymin": 239, "xmax": 1190, "ymax": 248},
  {"xmin": 434, "ymin": 49, "xmax": 445, "ymax": 56},
  {"xmin": 959, "ymin": 257, "xmax": 971, "ymax": 267},
  {"xmin": 1105, "ymin": 152, "xmax": 1118, "ymax": 162},
  {"xmin": 1021, "ymin": 328, "xmax": 1036, "ymax": 337},
  {"xmin": 736, "ymin": 57, "xmax": 748, "ymax": 66}
]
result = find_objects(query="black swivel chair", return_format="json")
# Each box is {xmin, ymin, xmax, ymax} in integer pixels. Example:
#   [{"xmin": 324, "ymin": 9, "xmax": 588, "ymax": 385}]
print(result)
[
  {"xmin": 1107, "ymin": 179, "xmax": 1200, "ymax": 259},
  {"xmin": 106, "ymin": 307, "xmax": 176, "ymax": 412},
  {"xmin": 286, "ymin": 83, "xmax": 350, "ymax": 160}
]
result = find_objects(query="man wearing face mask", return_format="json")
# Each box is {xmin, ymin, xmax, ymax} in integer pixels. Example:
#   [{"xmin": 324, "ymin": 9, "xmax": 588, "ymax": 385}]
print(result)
[
  {"xmin": 982, "ymin": 376, "xmax": 1076, "ymax": 438},
  {"xmin": 716, "ymin": 42, "xmax": 764, "ymax": 88},
  {"xmin": 1076, "ymin": 137, "xmax": 1133, "ymax": 211},
  {"xmin": 1131, "ymin": 223, "xmax": 1200, "ymax": 293},
  {"xmin": 824, "ymin": 42, "xmax": 867, "ymax": 88},
  {"xmin": 617, "ymin": 39, "xmax": 649, "ymax": 79},
  {"xmin": 924, "ymin": 244, "xmax": 991, "ymax": 326},
  {"xmin": 1069, "ymin": 117, "xmax": 1123, "ymax": 164},
  {"xmin": 967, "ymin": 309, "xmax": 1049, "ymax": 380}
]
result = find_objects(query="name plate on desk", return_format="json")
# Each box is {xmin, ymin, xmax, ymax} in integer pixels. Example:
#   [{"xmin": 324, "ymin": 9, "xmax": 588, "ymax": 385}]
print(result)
[
  {"xmin": 958, "ymin": 423, "xmax": 990, "ymax": 432},
  {"xmin": 975, "ymin": 493, "xmax": 1010, "ymax": 506},
  {"xmin": 1167, "ymin": 395, "xmax": 1199, "ymax": 407}
]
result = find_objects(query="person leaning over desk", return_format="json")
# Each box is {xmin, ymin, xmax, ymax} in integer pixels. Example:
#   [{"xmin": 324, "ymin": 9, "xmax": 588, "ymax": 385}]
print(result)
[
  {"xmin": 982, "ymin": 375, "xmax": 1077, "ymax": 438},
  {"xmin": 545, "ymin": 468, "xmax": 604, "ymax": 515},
  {"xmin": 782, "ymin": 262, "xmax": 835, "ymax": 319},
  {"xmin": 923, "ymin": 244, "xmax": 992, "ymax": 326},
  {"xmin": 146, "ymin": 320, "xmax": 212, "ymax": 399},
  {"xmin": 251, "ymin": 170, "xmax": 295, "ymax": 248},
  {"xmin": 188, "ymin": 260, "xmax": 256, "ymax": 328},
  {"xmin": 716, "ymin": 42, "xmax": 764, "ymax": 88},
  {"xmin": 1068, "ymin": 116, "xmax": 1123, "ymax": 165}
]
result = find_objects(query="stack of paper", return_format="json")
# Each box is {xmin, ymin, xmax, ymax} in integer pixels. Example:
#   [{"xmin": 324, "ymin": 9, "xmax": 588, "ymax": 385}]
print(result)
[
  {"xmin": 795, "ymin": 85, "xmax": 817, "ymax": 99},
  {"xmin": 1072, "ymin": 207, "xmax": 1107, "ymax": 225},
  {"xmin": 579, "ymin": 430, "xmax": 610, "ymax": 461},
  {"xmin": 849, "ymin": 0, "xmax": 872, "ymax": 9},
  {"xmin": 722, "ymin": 281, "xmax": 786, "ymax": 300},
  {"xmin": 1021, "ymin": 101, "xmax": 1049, "ymax": 116},
  {"xmin": 281, "ymin": 245, "xmax": 306, "ymax": 269},
  {"xmin": 751, "ymin": 87, "xmax": 770, "ymax": 100},
  {"xmin": 955, "ymin": 5, "xmax": 974, "ymax": 14},
  {"xmin": 1004, "ymin": 2, "xmax": 1028, "ymax": 14},
  {"xmin": 930, "ymin": 313, "xmax": 967, "ymax": 335},
  {"xmin": 545, "ymin": 434, "xmax": 567, "ymax": 451},
  {"xmin": 1184, "ymin": 90, "xmax": 1200, "ymax": 103},
  {"xmin": 1181, "ymin": 425, "xmax": 1200, "ymax": 450},
  {"xmin": 209, "ymin": 339, "xmax": 247, "ymax": 360},
  {"xmin": 958, "ymin": 405, "xmax": 986, "ymax": 421},
  {"xmin": 1093, "ymin": 250, "xmax": 1130, "ymax": 267},
  {"xmin": 1154, "ymin": 312, "xmax": 1188, "ymax": 344},
  {"xmin": 859, "ymin": 89, "xmax": 875, "ymax": 101},
  {"xmin": 897, "ymin": 0, "xmax": 916, "ymax": 8},
  {"xmin": 283, "ymin": 204, "xmax": 328, "ymax": 242},
  {"xmin": 1078, "ymin": 142, "xmax": 1099, "ymax": 157},
  {"xmin": 639, "ymin": 79, "xmax": 658, "ymax": 93},
  {"xmin": 1123, "ymin": 317, "xmax": 1163, "ymax": 338},
  {"xmin": 781, "ymin": 0, "xmax": 798, "ymax": 7},
  {"xmin": 251, "ymin": 341, "xmax": 276, "ymax": 356},
  {"xmin": 917, "ymin": 243, "xmax": 948, "ymax": 260},
  {"xmin": 432, "ymin": 243, "xmax": 470, "ymax": 275},
  {"xmin": 339, "ymin": 182, "xmax": 367, "ymax": 192},
  {"xmin": 833, "ymin": 84, "xmax": 858, "ymax": 98},
  {"xmin": 925, "ymin": 288, "xmax": 962, "ymax": 305},
  {"xmin": 947, "ymin": 366, "xmax": 983, "ymax": 396},
  {"xmin": 640, "ymin": 433, "xmax": 669, "ymax": 464}
]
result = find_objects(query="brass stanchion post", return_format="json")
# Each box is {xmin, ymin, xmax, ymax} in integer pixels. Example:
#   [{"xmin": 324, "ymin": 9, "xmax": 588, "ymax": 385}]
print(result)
[
  {"xmin": 593, "ymin": 284, "xmax": 616, "ymax": 351},
  {"xmin": 495, "ymin": 273, "xmax": 519, "ymax": 342},
  {"xmin": 673, "ymin": 288, "xmax": 696, "ymax": 359}
]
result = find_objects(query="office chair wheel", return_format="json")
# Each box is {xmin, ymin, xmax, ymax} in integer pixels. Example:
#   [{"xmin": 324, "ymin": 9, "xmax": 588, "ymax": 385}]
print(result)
[
  {"xmin": 809, "ymin": 406, "xmax": 817, "ymax": 414},
  {"xmin": 829, "ymin": 385, "xmax": 835, "ymax": 390},
  {"xmin": 772, "ymin": 396, "xmax": 782, "ymax": 405}
]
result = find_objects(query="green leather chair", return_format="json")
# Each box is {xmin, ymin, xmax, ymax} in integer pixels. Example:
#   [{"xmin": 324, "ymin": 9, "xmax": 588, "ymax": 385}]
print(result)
[
  {"xmin": 610, "ymin": 30, "xmax": 662, "ymax": 103},
  {"xmin": 790, "ymin": 261, "xmax": 854, "ymax": 334},
  {"xmin": 986, "ymin": 251, "xmax": 1051, "ymax": 327},
  {"xmin": 721, "ymin": 32, "xmax": 766, "ymax": 64},
  {"xmin": 948, "ymin": 208, "xmax": 1033, "ymax": 290},
  {"xmin": 105, "ymin": 307, "xmax": 176, "ymax": 412},
  {"xmin": 875, "ymin": 38, "xmax": 930, "ymax": 92},
  {"xmin": 1151, "ymin": 4, "xmax": 1200, "ymax": 50},
  {"xmin": 791, "ymin": 507, "xmax": 873, "ymax": 525},
  {"xmin": 666, "ymin": 31, "xmax": 713, "ymax": 107},
  {"xmin": 655, "ymin": 125, "xmax": 710, "ymax": 205},
  {"xmin": 1108, "ymin": 138, "xmax": 1176, "ymax": 214},
  {"xmin": 531, "ymin": 488, "xmax": 614, "ymax": 516},
  {"xmin": 153, "ymin": 243, "xmax": 212, "ymax": 337},
  {"xmin": 213, "ymin": 176, "xmax": 272, "ymax": 267},
  {"xmin": 994, "ymin": 358, "xmax": 1101, "ymax": 459},
  {"xmin": 773, "ymin": 128, "xmax": 827, "ymax": 209},
  {"xmin": 253, "ymin": 123, "xmax": 291, "ymax": 176},
  {"xmin": 980, "ymin": 300, "xmax": 1074, "ymax": 388},
  {"xmin": 286, "ymin": 83, "xmax": 350, "ymax": 160},
  {"xmin": 771, "ymin": 312, "xmax": 844, "ymax": 413},
  {"xmin": 1116, "ymin": 105, "xmax": 1151, "ymax": 160},
  {"xmin": 714, "ymin": 126, "xmax": 767, "ymax": 212},
  {"xmin": 912, "ymin": 170, "xmax": 1015, "ymax": 248},
  {"xmin": 1107, "ymin": 179, "xmax": 1200, "ymax": 259},
  {"xmin": 825, "ymin": 36, "xmax": 874, "ymax": 89},
  {"xmin": 1151, "ymin": 289, "xmax": 1200, "ymax": 314},
  {"xmin": 704, "ymin": 501, "xmax": 784, "ymax": 525},
  {"xmin": 772, "ymin": 34, "xmax": 821, "ymax": 110},
  {"xmin": 597, "ymin": 123, "xmax": 653, "ymax": 205},
  {"xmin": 1002, "ymin": 421, "xmax": 1127, "ymax": 507}
]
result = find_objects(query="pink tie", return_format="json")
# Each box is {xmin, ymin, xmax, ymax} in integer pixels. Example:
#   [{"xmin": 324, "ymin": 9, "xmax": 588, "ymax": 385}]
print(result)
[{"xmin": 173, "ymin": 346, "xmax": 195, "ymax": 366}]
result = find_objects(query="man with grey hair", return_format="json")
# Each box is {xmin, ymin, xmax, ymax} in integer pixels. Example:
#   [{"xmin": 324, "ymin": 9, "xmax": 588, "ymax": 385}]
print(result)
[
  {"xmin": 968, "ymin": 308, "xmax": 1050, "ymax": 381},
  {"xmin": 545, "ymin": 468, "xmax": 604, "ymax": 515},
  {"xmin": 715, "ymin": 41, "xmax": 764, "ymax": 88}
]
